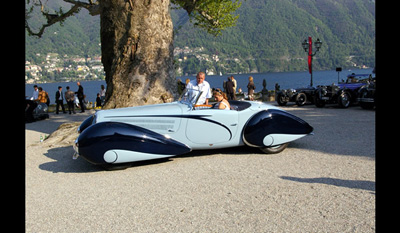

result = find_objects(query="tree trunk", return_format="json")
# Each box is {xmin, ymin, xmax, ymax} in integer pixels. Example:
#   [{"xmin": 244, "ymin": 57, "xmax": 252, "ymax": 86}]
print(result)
[{"xmin": 100, "ymin": 0, "xmax": 177, "ymax": 109}]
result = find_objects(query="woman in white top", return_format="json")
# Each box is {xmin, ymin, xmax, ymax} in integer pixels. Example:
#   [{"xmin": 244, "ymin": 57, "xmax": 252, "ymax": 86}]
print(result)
[{"xmin": 213, "ymin": 88, "xmax": 231, "ymax": 110}]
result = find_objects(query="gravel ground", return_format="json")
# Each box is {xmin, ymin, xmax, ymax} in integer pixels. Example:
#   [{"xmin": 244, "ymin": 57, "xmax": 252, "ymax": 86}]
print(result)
[{"xmin": 25, "ymin": 103, "xmax": 375, "ymax": 232}]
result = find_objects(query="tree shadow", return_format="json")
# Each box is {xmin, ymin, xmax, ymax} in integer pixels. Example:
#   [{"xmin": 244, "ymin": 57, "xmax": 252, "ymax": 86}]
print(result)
[{"xmin": 280, "ymin": 176, "xmax": 375, "ymax": 192}]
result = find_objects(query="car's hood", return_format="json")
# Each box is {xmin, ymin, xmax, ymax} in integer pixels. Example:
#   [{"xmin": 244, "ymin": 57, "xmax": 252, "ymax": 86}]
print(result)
[{"xmin": 96, "ymin": 102, "xmax": 184, "ymax": 122}]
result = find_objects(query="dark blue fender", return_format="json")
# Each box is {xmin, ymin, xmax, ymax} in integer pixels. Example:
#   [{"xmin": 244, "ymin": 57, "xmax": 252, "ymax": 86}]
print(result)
[
  {"xmin": 78, "ymin": 115, "xmax": 94, "ymax": 133},
  {"xmin": 243, "ymin": 109, "xmax": 313, "ymax": 147},
  {"xmin": 76, "ymin": 122, "xmax": 192, "ymax": 165}
]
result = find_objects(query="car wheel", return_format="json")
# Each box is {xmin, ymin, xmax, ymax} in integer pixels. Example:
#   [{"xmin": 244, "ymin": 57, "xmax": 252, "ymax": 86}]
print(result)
[
  {"xmin": 277, "ymin": 94, "xmax": 287, "ymax": 106},
  {"xmin": 338, "ymin": 92, "xmax": 350, "ymax": 108},
  {"xmin": 315, "ymin": 96, "xmax": 325, "ymax": 108},
  {"xmin": 295, "ymin": 93, "xmax": 307, "ymax": 106},
  {"xmin": 259, "ymin": 143, "xmax": 289, "ymax": 154}
]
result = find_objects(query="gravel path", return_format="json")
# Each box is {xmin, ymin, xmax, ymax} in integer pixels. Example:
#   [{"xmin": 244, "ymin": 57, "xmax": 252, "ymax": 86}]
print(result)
[{"xmin": 25, "ymin": 104, "xmax": 375, "ymax": 232}]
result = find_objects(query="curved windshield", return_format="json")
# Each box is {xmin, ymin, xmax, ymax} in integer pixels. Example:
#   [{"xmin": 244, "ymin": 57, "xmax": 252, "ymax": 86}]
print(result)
[{"xmin": 179, "ymin": 88, "xmax": 202, "ymax": 107}]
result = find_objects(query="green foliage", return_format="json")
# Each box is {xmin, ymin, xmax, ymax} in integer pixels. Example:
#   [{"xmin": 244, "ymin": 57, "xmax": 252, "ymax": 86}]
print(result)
[
  {"xmin": 26, "ymin": 0, "xmax": 375, "ymax": 74},
  {"xmin": 173, "ymin": 0, "xmax": 375, "ymax": 72},
  {"xmin": 172, "ymin": 0, "xmax": 242, "ymax": 36}
]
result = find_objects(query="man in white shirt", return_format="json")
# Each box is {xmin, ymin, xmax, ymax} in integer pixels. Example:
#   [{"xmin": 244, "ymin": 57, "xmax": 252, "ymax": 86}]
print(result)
[
  {"xmin": 186, "ymin": 71, "xmax": 212, "ymax": 105},
  {"xmin": 32, "ymin": 85, "xmax": 39, "ymax": 100}
]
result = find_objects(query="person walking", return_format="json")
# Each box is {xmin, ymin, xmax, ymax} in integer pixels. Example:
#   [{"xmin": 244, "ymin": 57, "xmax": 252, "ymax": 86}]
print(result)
[
  {"xmin": 65, "ymin": 86, "xmax": 76, "ymax": 114},
  {"xmin": 55, "ymin": 86, "xmax": 66, "ymax": 114},
  {"xmin": 75, "ymin": 82, "xmax": 85, "ymax": 113}
]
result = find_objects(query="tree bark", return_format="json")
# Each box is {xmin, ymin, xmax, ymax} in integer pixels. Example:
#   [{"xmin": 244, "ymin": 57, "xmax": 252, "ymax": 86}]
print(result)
[{"xmin": 100, "ymin": 0, "xmax": 177, "ymax": 109}]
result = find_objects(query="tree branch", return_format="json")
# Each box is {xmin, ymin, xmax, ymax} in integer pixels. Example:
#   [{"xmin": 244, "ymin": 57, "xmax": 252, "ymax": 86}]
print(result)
[
  {"xmin": 63, "ymin": 0, "xmax": 101, "ymax": 16},
  {"xmin": 25, "ymin": 0, "xmax": 100, "ymax": 38}
]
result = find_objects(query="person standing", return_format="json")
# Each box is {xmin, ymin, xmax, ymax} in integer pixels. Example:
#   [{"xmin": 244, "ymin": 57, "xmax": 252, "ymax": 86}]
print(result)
[
  {"xmin": 247, "ymin": 76, "xmax": 256, "ymax": 101},
  {"xmin": 75, "ymin": 82, "xmax": 85, "ymax": 113},
  {"xmin": 36, "ymin": 87, "xmax": 49, "ymax": 105},
  {"xmin": 32, "ymin": 85, "xmax": 39, "ymax": 100},
  {"xmin": 231, "ymin": 76, "xmax": 237, "ymax": 100},
  {"xmin": 55, "ymin": 86, "xmax": 66, "ymax": 114},
  {"xmin": 186, "ymin": 71, "xmax": 212, "ymax": 105},
  {"xmin": 65, "ymin": 86, "xmax": 76, "ymax": 114},
  {"xmin": 99, "ymin": 84, "xmax": 106, "ymax": 106},
  {"xmin": 225, "ymin": 77, "xmax": 235, "ymax": 100},
  {"xmin": 96, "ymin": 93, "xmax": 102, "ymax": 108}
]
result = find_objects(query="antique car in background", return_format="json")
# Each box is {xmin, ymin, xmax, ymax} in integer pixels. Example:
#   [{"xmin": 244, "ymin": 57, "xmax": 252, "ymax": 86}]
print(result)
[
  {"xmin": 73, "ymin": 88, "xmax": 313, "ymax": 170},
  {"xmin": 33, "ymin": 102, "xmax": 49, "ymax": 120},
  {"xmin": 314, "ymin": 74, "xmax": 372, "ymax": 108},
  {"xmin": 357, "ymin": 76, "xmax": 376, "ymax": 109},
  {"xmin": 276, "ymin": 86, "xmax": 316, "ymax": 106}
]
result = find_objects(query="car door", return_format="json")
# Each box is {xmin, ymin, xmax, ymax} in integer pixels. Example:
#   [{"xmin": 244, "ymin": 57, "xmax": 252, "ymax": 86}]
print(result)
[{"xmin": 185, "ymin": 108, "xmax": 239, "ymax": 146}]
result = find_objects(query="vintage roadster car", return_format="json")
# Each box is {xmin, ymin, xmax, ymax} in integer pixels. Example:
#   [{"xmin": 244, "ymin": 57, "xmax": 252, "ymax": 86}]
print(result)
[
  {"xmin": 314, "ymin": 74, "xmax": 371, "ymax": 108},
  {"xmin": 276, "ymin": 86, "xmax": 316, "ymax": 106},
  {"xmin": 357, "ymin": 76, "xmax": 376, "ymax": 109},
  {"xmin": 73, "ymin": 89, "xmax": 313, "ymax": 169}
]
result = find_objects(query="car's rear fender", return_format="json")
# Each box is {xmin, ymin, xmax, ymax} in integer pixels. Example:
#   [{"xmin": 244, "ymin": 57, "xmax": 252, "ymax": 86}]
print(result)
[{"xmin": 75, "ymin": 122, "xmax": 192, "ymax": 164}]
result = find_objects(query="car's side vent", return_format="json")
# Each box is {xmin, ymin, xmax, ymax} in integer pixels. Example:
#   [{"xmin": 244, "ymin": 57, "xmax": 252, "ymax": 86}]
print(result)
[{"xmin": 113, "ymin": 118, "xmax": 176, "ymax": 132}]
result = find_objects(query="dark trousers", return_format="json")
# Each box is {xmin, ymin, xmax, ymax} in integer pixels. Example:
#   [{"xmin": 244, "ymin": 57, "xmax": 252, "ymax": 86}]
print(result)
[
  {"xmin": 56, "ymin": 100, "xmax": 66, "ymax": 114},
  {"xmin": 78, "ymin": 98, "xmax": 85, "ymax": 112},
  {"xmin": 67, "ymin": 100, "xmax": 75, "ymax": 114},
  {"xmin": 227, "ymin": 92, "xmax": 236, "ymax": 100}
]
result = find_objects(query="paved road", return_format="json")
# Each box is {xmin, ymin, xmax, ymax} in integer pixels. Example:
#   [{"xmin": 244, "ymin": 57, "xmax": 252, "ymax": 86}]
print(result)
[{"xmin": 25, "ymin": 104, "xmax": 375, "ymax": 232}]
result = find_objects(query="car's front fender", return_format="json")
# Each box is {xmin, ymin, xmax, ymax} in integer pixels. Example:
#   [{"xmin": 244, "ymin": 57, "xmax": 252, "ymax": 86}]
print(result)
[{"xmin": 243, "ymin": 109, "xmax": 313, "ymax": 147}]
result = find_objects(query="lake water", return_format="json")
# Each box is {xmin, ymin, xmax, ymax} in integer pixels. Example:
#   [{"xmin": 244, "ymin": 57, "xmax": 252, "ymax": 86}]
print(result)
[{"xmin": 25, "ymin": 68, "xmax": 373, "ymax": 103}]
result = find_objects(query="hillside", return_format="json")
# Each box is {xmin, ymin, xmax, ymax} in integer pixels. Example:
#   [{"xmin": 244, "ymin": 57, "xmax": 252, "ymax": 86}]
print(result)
[{"xmin": 26, "ymin": 0, "xmax": 375, "ymax": 76}]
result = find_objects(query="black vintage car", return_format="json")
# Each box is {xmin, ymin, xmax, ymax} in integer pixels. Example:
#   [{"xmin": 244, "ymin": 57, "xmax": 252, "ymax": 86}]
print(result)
[
  {"xmin": 357, "ymin": 77, "xmax": 376, "ymax": 109},
  {"xmin": 314, "ymin": 74, "xmax": 371, "ymax": 108},
  {"xmin": 276, "ymin": 86, "xmax": 316, "ymax": 106},
  {"xmin": 25, "ymin": 100, "xmax": 49, "ymax": 122}
]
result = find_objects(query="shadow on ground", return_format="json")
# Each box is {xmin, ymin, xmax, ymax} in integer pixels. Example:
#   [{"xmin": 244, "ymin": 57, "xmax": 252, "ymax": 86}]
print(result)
[
  {"xmin": 38, "ymin": 105, "xmax": 375, "ymax": 173},
  {"xmin": 280, "ymin": 176, "xmax": 375, "ymax": 192},
  {"xmin": 39, "ymin": 145, "xmax": 172, "ymax": 173},
  {"xmin": 39, "ymin": 144, "xmax": 264, "ymax": 173}
]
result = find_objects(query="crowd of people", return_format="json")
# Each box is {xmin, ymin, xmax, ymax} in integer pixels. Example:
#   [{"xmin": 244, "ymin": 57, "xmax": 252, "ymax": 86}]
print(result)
[
  {"xmin": 178, "ymin": 72, "xmax": 257, "ymax": 102},
  {"xmin": 26, "ymin": 72, "xmax": 258, "ymax": 122},
  {"xmin": 25, "ymin": 82, "xmax": 106, "ymax": 123}
]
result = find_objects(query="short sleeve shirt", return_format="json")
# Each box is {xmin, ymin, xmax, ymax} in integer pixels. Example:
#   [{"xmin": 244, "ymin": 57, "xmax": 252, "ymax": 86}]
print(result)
[{"xmin": 186, "ymin": 79, "xmax": 212, "ymax": 104}]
